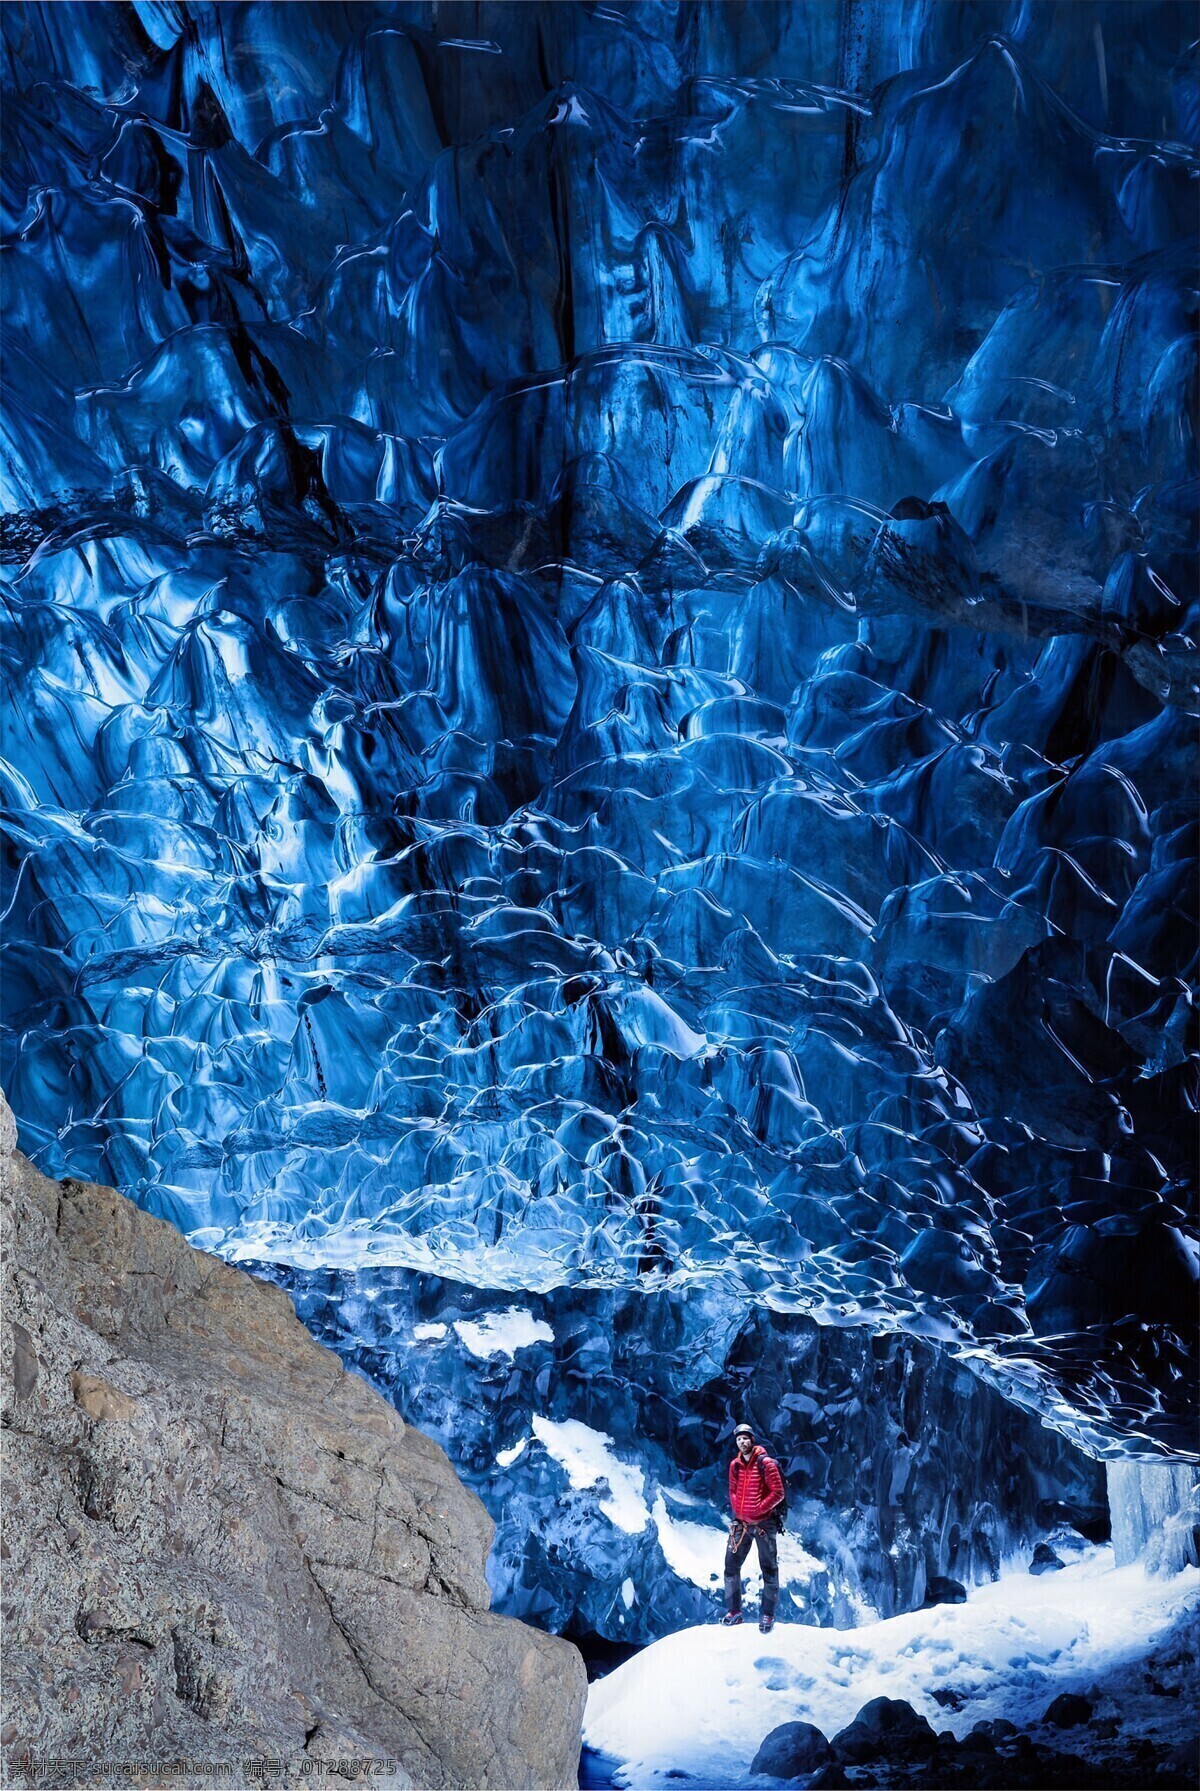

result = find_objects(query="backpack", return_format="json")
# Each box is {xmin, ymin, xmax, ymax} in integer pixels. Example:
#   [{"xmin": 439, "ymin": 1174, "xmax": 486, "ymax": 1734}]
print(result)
[
  {"xmin": 755, "ymin": 1445, "xmax": 790, "ymax": 1531},
  {"xmin": 771, "ymin": 1458, "xmax": 790, "ymax": 1531}
]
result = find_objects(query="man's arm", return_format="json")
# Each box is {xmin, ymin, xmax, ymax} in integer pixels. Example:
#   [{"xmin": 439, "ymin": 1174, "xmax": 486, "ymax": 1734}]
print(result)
[
  {"xmin": 728, "ymin": 1459, "xmax": 744, "ymax": 1541},
  {"xmin": 763, "ymin": 1454, "xmax": 784, "ymax": 1511}
]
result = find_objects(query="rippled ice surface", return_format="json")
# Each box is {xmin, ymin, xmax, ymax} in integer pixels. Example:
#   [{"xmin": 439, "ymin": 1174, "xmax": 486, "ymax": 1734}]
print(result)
[{"xmin": 1, "ymin": 3, "xmax": 1197, "ymax": 1454}]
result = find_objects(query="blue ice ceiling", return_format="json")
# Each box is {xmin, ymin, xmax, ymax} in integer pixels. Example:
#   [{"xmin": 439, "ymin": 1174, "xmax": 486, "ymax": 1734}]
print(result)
[{"xmin": 1, "ymin": 2, "xmax": 1196, "ymax": 1455}]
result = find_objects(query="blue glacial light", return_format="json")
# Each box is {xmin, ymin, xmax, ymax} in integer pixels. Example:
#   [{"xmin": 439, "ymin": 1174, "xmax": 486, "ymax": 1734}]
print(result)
[{"xmin": 1, "ymin": 2, "xmax": 1197, "ymax": 1456}]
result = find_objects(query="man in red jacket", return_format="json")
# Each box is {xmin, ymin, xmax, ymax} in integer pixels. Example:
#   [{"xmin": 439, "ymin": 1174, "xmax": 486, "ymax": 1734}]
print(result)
[{"xmin": 722, "ymin": 1422, "xmax": 785, "ymax": 1632}]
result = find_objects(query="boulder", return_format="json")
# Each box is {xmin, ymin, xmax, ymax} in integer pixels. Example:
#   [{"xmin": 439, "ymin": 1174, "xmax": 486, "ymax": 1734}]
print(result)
[
  {"xmin": 1029, "ymin": 1541, "xmax": 1065, "ymax": 1574},
  {"xmin": 971, "ymin": 1718, "xmax": 1018, "ymax": 1742},
  {"xmin": 923, "ymin": 1576, "xmax": 968, "ymax": 1606},
  {"xmin": 751, "ymin": 1719, "xmax": 831, "ymax": 1777},
  {"xmin": 832, "ymin": 1697, "xmax": 939, "ymax": 1763},
  {"xmin": 1042, "ymin": 1692, "xmax": 1093, "ymax": 1728},
  {"xmin": 0, "ymin": 1095, "xmax": 585, "ymax": 1789},
  {"xmin": 1165, "ymin": 1738, "xmax": 1200, "ymax": 1780}
]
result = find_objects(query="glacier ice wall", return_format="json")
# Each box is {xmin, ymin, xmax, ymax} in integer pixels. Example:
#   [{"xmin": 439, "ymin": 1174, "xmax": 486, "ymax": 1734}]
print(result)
[
  {"xmin": 1107, "ymin": 1459, "xmax": 1200, "ymax": 1570},
  {"xmin": 1, "ymin": 2, "xmax": 1197, "ymax": 1455}
]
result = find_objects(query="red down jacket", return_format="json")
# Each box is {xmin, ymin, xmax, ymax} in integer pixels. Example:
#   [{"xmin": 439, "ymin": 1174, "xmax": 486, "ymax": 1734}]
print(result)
[{"xmin": 728, "ymin": 1445, "xmax": 784, "ymax": 1525}]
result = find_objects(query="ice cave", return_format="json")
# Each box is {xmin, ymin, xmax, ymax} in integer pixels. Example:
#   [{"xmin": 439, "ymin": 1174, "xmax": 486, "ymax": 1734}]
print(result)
[{"xmin": 1, "ymin": 3, "xmax": 1197, "ymax": 1788}]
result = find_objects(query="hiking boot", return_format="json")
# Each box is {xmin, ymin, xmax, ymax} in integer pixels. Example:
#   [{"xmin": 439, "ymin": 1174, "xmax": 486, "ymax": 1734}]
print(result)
[
  {"xmin": 720, "ymin": 1610, "xmax": 743, "ymax": 1626},
  {"xmin": 759, "ymin": 1612, "xmax": 775, "ymax": 1633}
]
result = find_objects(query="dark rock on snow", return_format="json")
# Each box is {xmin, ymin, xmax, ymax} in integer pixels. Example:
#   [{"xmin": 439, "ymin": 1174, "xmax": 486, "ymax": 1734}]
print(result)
[
  {"xmin": 923, "ymin": 1576, "xmax": 968, "ymax": 1607},
  {"xmin": 1043, "ymin": 1692, "xmax": 1095, "ymax": 1728},
  {"xmin": 812, "ymin": 1727, "xmax": 1197, "ymax": 1790},
  {"xmin": 807, "ymin": 1767, "xmax": 852, "ymax": 1789},
  {"xmin": 1030, "ymin": 1541, "xmax": 1067, "ymax": 1574},
  {"xmin": 971, "ymin": 1717, "xmax": 1019, "ymax": 1742},
  {"xmin": 751, "ymin": 1719, "xmax": 832, "ymax": 1777},
  {"xmin": 833, "ymin": 1697, "xmax": 939, "ymax": 1762}
]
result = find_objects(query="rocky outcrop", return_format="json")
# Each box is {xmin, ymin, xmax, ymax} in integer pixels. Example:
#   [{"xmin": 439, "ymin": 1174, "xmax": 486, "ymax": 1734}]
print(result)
[{"xmin": 1, "ymin": 1096, "xmax": 585, "ymax": 1789}]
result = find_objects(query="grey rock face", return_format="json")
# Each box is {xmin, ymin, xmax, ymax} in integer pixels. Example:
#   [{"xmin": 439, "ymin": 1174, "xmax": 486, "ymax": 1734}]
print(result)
[{"xmin": 0, "ymin": 1097, "xmax": 585, "ymax": 1790}]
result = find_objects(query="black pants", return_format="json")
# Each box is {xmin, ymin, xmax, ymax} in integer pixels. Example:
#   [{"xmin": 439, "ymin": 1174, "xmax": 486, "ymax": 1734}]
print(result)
[{"xmin": 724, "ymin": 1520, "xmax": 779, "ymax": 1617}]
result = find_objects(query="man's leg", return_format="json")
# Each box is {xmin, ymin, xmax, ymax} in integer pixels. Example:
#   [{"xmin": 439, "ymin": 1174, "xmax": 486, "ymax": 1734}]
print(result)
[
  {"xmin": 723, "ymin": 1523, "xmax": 753, "ymax": 1615},
  {"xmin": 757, "ymin": 1523, "xmax": 780, "ymax": 1620}
]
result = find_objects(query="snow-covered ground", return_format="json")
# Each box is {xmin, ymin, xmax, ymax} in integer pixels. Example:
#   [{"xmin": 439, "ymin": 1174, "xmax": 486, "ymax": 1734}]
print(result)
[{"xmin": 585, "ymin": 1548, "xmax": 1200, "ymax": 1789}]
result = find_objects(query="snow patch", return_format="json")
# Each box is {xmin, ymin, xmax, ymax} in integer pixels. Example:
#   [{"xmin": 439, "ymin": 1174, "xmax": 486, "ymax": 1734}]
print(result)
[
  {"xmin": 452, "ymin": 1308, "xmax": 553, "ymax": 1359},
  {"xmin": 496, "ymin": 1437, "xmax": 529, "ymax": 1468},
  {"xmin": 531, "ymin": 1417, "xmax": 650, "ymax": 1534},
  {"xmin": 412, "ymin": 1322, "xmax": 447, "ymax": 1341},
  {"xmin": 650, "ymin": 1493, "xmax": 726, "ymax": 1589}
]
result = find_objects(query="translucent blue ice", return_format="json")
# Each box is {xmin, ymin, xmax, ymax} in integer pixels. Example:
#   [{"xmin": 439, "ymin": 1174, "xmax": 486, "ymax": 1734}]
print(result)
[{"xmin": 2, "ymin": 2, "xmax": 1197, "ymax": 1456}]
